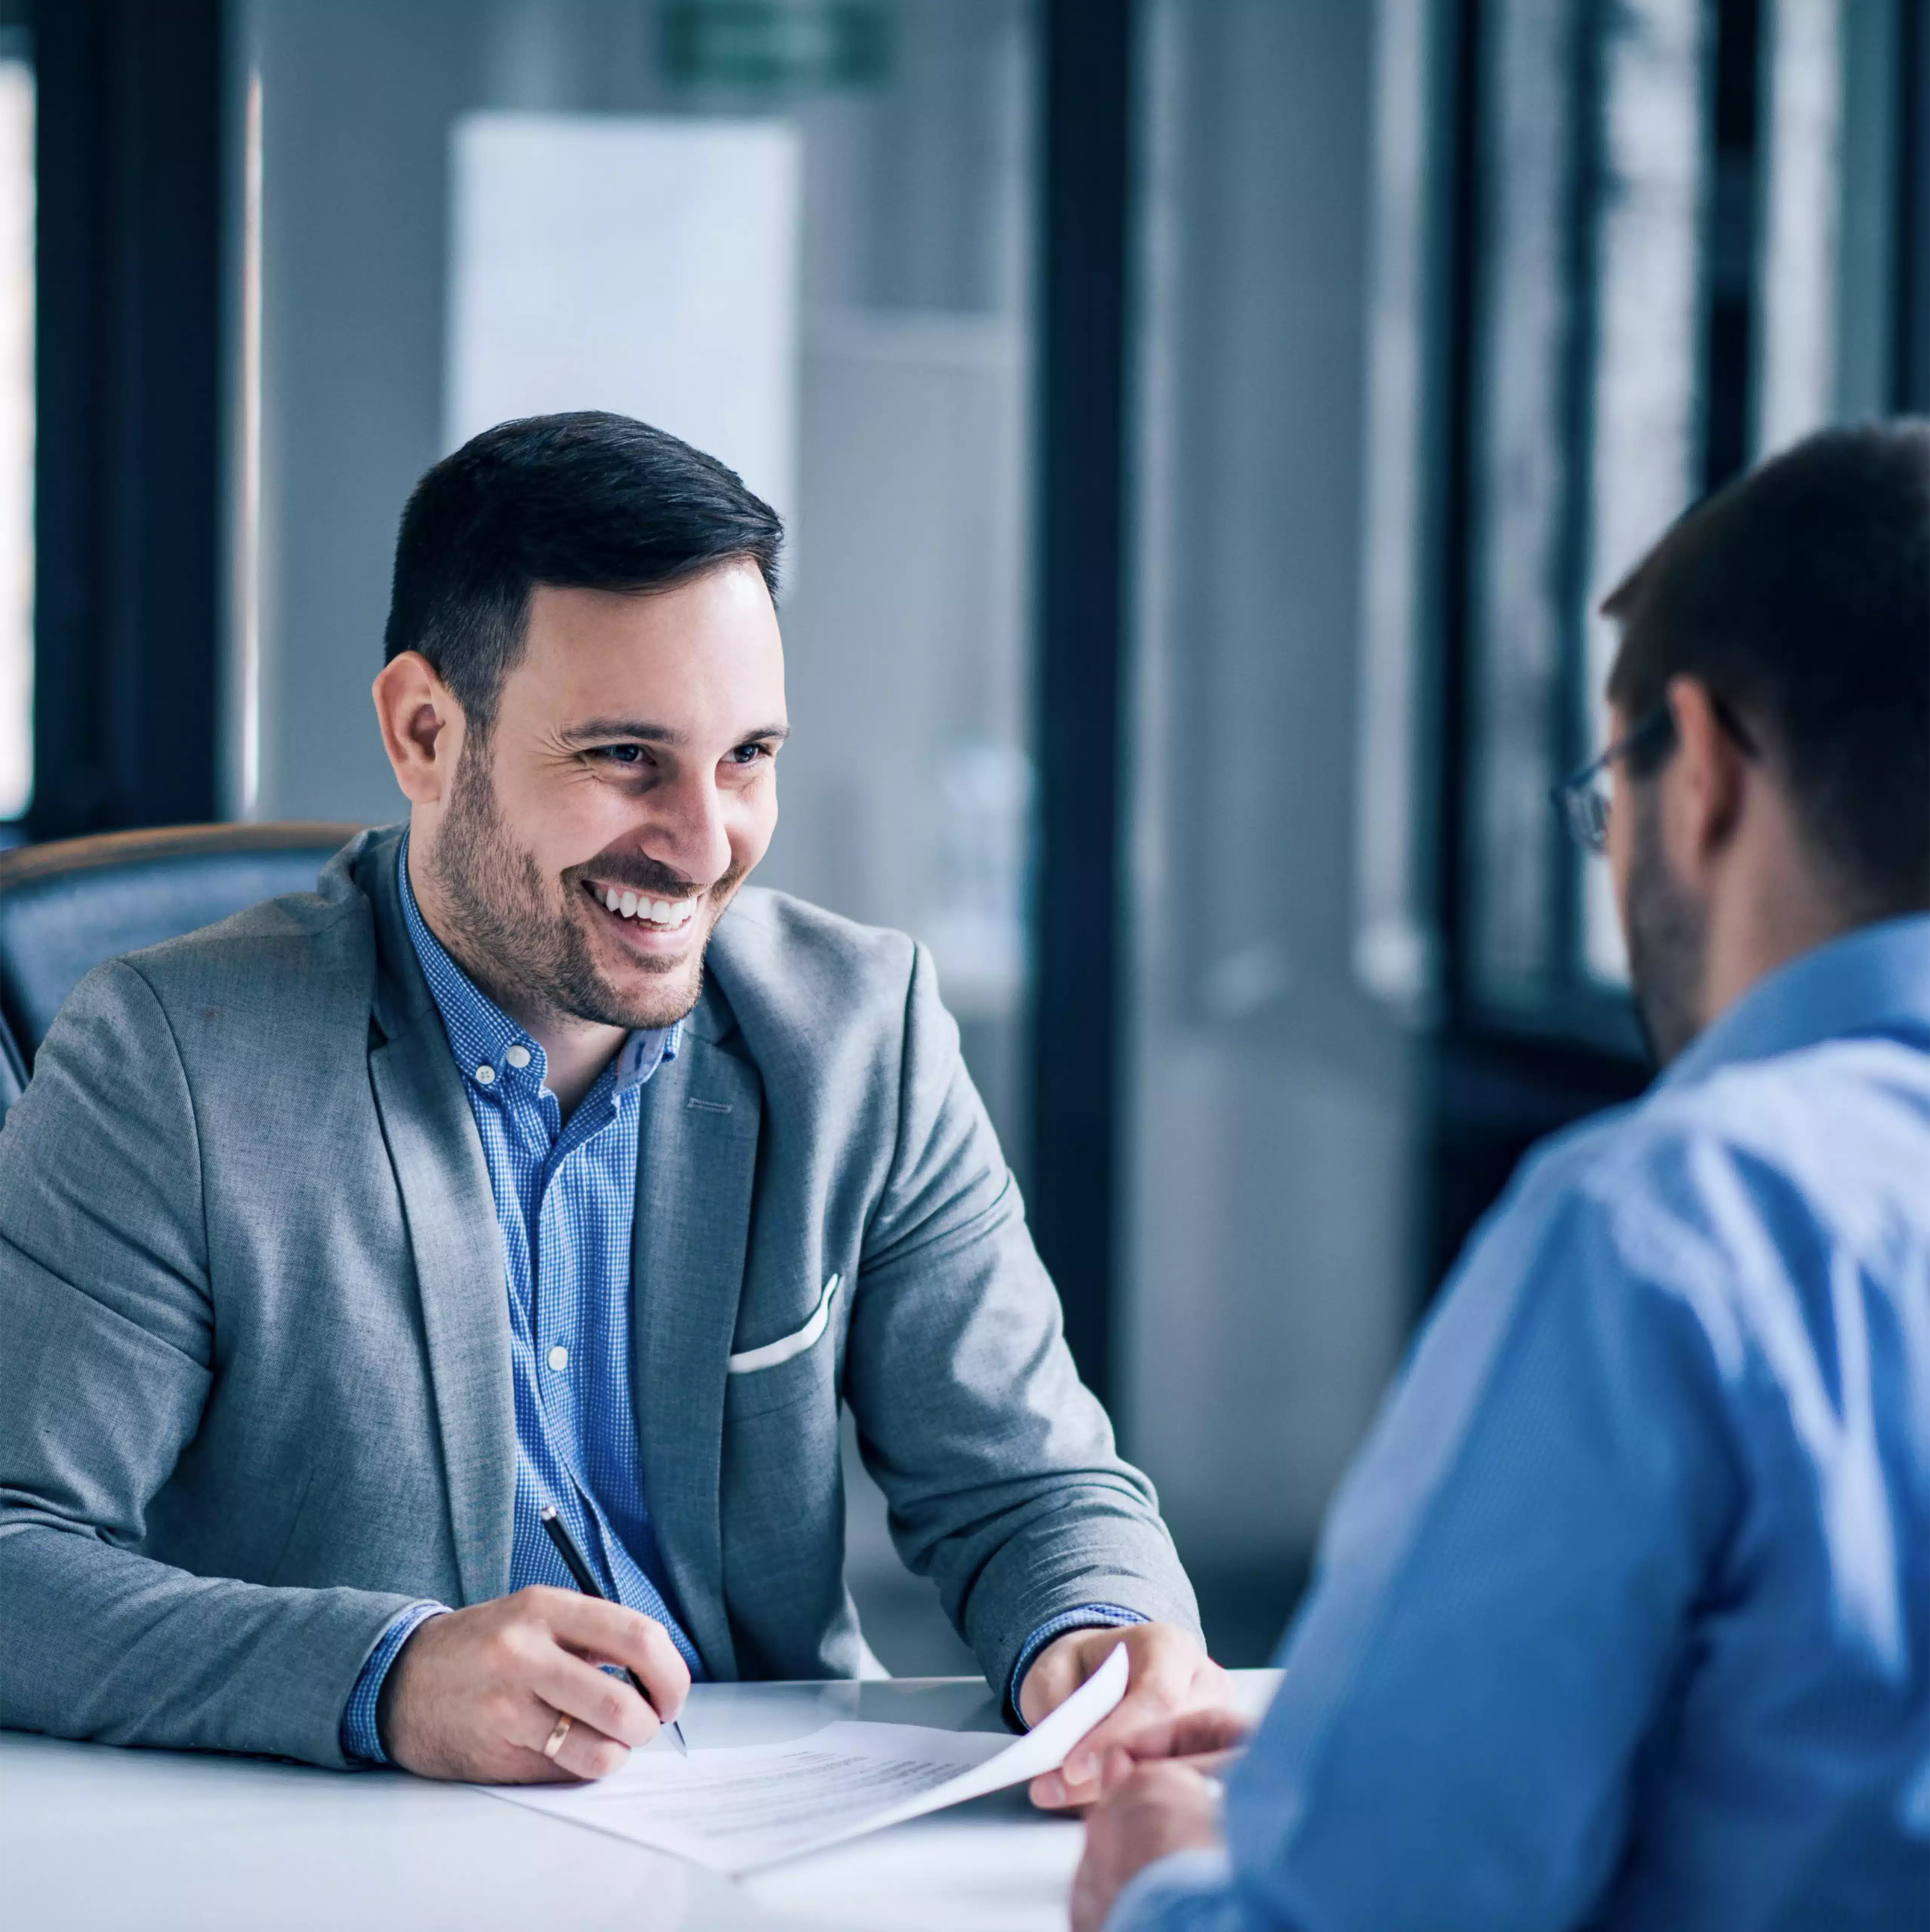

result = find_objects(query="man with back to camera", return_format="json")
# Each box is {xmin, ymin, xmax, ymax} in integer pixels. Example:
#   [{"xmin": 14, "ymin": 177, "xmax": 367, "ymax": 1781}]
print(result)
[
  {"xmin": 0, "ymin": 411, "xmax": 1223, "ymax": 1782},
  {"xmin": 1065, "ymin": 421, "xmax": 1930, "ymax": 1931}
]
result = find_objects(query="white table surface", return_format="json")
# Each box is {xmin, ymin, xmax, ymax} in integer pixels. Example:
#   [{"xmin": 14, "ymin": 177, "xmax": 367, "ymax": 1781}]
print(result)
[{"xmin": 0, "ymin": 1671, "xmax": 1281, "ymax": 1932}]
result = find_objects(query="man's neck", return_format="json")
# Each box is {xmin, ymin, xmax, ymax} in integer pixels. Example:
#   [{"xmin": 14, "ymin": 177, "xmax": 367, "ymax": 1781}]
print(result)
[
  {"xmin": 519, "ymin": 1017, "xmax": 626, "ymax": 1121},
  {"xmin": 1697, "ymin": 830, "xmax": 1864, "ymax": 1036}
]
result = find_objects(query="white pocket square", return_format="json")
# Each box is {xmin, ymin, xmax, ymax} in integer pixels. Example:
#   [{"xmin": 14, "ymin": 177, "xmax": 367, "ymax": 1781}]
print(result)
[{"xmin": 726, "ymin": 1274, "xmax": 842, "ymax": 1375}]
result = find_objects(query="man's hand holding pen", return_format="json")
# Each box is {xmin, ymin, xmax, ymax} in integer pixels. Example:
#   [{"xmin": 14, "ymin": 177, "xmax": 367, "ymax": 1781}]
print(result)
[{"xmin": 376, "ymin": 1589, "xmax": 690, "ymax": 1783}]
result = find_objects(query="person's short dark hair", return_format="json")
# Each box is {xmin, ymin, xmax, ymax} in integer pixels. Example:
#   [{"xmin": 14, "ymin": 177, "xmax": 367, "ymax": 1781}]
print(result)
[
  {"xmin": 1604, "ymin": 418, "xmax": 1930, "ymax": 912},
  {"xmin": 383, "ymin": 411, "xmax": 783, "ymax": 736}
]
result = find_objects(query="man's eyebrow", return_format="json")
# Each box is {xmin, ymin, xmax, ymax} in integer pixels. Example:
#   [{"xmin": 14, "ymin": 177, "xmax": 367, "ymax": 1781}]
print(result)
[
  {"xmin": 562, "ymin": 720, "xmax": 686, "ymax": 746},
  {"xmin": 560, "ymin": 720, "xmax": 791, "ymax": 747}
]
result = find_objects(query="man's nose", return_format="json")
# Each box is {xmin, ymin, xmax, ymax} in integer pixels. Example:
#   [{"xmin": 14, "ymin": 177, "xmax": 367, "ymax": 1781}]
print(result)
[{"xmin": 634, "ymin": 771, "xmax": 733, "ymax": 889}]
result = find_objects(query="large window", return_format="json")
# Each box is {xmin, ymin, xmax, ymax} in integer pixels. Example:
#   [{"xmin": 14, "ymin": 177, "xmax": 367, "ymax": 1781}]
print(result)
[
  {"xmin": 1116, "ymin": 0, "xmax": 1927, "ymax": 1657},
  {"xmin": 1460, "ymin": 0, "xmax": 1917, "ymax": 1040}
]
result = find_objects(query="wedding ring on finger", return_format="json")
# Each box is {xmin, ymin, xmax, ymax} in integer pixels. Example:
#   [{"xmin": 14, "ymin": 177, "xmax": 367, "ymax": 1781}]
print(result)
[{"xmin": 542, "ymin": 1711, "xmax": 573, "ymax": 1761}]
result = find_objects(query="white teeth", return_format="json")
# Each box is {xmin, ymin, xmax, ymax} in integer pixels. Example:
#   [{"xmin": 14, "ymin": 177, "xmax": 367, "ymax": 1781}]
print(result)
[{"xmin": 593, "ymin": 883, "xmax": 698, "ymax": 928}]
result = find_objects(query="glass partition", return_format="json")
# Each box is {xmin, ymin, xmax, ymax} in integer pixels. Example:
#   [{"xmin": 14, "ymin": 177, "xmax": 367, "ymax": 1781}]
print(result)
[{"xmin": 1122, "ymin": 0, "xmax": 1416, "ymax": 1658}]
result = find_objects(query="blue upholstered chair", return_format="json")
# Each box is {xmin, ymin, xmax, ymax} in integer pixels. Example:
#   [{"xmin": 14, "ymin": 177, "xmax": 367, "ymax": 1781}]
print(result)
[{"xmin": 0, "ymin": 823, "xmax": 362, "ymax": 1121}]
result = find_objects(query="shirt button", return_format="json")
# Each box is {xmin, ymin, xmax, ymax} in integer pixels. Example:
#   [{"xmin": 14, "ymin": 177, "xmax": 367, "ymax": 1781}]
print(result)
[
  {"xmin": 474, "ymin": 1063, "xmax": 496, "ymax": 1086},
  {"xmin": 505, "ymin": 1045, "xmax": 531, "ymax": 1069},
  {"xmin": 548, "ymin": 1344, "xmax": 568, "ymax": 1373}
]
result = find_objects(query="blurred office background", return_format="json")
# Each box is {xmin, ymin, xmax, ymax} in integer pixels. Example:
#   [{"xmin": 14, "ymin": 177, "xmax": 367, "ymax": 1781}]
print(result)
[{"xmin": 8, "ymin": 0, "xmax": 1926, "ymax": 1669}]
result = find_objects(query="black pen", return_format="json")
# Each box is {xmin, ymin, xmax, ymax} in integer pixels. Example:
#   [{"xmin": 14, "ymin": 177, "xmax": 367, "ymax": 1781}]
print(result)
[{"xmin": 539, "ymin": 1503, "xmax": 688, "ymax": 1755}]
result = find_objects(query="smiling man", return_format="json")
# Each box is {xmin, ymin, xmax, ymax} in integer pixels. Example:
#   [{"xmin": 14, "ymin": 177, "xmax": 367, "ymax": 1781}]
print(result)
[{"xmin": 0, "ymin": 412, "xmax": 1215, "ymax": 1781}]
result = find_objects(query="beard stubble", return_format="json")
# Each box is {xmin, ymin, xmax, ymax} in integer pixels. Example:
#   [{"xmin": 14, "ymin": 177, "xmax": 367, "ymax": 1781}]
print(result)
[{"xmin": 430, "ymin": 742, "xmax": 729, "ymax": 1034}]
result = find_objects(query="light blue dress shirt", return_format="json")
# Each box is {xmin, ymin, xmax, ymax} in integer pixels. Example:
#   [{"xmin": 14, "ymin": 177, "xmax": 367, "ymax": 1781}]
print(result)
[
  {"xmin": 1112, "ymin": 915, "xmax": 1930, "ymax": 1932},
  {"xmin": 343, "ymin": 844, "xmax": 1138, "ymax": 1760}
]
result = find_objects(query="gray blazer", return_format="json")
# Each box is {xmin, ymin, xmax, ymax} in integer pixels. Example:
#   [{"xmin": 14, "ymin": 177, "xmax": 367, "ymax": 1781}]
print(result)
[{"xmin": 0, "ymin": 828, "xmax": 1196, "ymax": 1768}]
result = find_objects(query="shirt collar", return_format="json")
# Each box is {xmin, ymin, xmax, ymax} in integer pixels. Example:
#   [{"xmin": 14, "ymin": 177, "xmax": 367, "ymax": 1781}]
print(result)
[
  {"xmin": 1662, "ymin": 912, "xmax": 1930, "ymax": 1092},
  {"xmin": 396, "ymin": 834, "xmax": 679, "ymax": 1099}
]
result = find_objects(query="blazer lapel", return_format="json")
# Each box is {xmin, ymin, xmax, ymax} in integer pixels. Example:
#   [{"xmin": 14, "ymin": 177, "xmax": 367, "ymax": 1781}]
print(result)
[
  {"xmin": 369, "ymin": 1030, "xmax": 516, "ymax": 1606},
  {"xmin": 361, "ymin": 834, "xmax": 516, "ymax": 1607},
  {"xmin": 632, "ymin": 1023, "xmax": 762, "ymax": 1681}
]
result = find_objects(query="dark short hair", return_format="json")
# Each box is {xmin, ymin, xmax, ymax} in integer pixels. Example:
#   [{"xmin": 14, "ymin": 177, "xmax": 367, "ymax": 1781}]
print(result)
[
  {"xmin": 1604, "ymin": 419, "xmax": 1930, "ymax": 911},
  {"xmin": 383, "ymin": 411, "xmax": 783, "ymax": 734}
]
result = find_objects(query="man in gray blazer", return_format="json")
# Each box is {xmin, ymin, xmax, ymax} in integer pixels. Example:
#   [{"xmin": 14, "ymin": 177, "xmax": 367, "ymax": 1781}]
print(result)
[{"xmin": 0, "ymin": 412, "xmax": 1213, "ymax": 1784}]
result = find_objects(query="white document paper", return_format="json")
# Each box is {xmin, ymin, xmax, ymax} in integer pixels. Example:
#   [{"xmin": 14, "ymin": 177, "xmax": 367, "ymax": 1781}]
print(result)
[{"xmin": 477, "ymin": 1641, "xmax": 1130, "ymax": 1875}]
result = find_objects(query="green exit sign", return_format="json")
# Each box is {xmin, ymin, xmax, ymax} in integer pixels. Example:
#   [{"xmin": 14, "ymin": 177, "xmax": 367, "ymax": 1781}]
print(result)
[{"xmin": 661, "ymin": 2, "xmax": 894, "ymax": 92}]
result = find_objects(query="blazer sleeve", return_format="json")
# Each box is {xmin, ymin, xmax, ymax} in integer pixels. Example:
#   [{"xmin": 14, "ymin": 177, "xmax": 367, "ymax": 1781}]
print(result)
[
  {"xmin": 841, "ymin": 941, "xmax": 1202, "ymax": 1698},
  {"xmin": 0, "ymin": 960, "xmax": 419, "ymax": 1767}
]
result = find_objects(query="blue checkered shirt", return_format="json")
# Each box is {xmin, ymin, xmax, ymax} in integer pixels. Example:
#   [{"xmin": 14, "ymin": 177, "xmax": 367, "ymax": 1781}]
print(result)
[{"xmin": 342, "ymin": 844, "xmax": 1141, "ymax": 1761}]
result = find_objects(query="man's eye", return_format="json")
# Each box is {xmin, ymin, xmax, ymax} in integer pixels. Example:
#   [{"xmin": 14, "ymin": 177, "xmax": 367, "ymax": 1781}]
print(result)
[
  {"xmin": 728, "ymin": 743, "xmax": 773, "ymax": 766},
  {"xmin": 594, "ymin": 745, "xmax": 645, "ymax": 766}
]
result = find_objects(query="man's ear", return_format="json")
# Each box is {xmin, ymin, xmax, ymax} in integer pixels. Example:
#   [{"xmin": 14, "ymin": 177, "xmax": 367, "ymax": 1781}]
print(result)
[
  {"xmin": 1660, "ymin": 674, "xmax": 1745, "ymax": 882},
  {"xmin": 372, "ymin": 651, "xmax": 465, "ymax": 806}
]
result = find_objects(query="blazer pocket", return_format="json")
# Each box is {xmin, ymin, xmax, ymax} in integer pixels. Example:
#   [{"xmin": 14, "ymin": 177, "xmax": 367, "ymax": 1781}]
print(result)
[{"xmin": 726, "ymin": 1274, "xmax": 841, "ymax": 1376}]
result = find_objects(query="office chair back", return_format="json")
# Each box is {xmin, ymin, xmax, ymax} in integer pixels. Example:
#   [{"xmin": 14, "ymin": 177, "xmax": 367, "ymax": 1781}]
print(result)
[{"xmin": 0, "ymin": 823, "xmax": 364, "ymax": 1118}]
